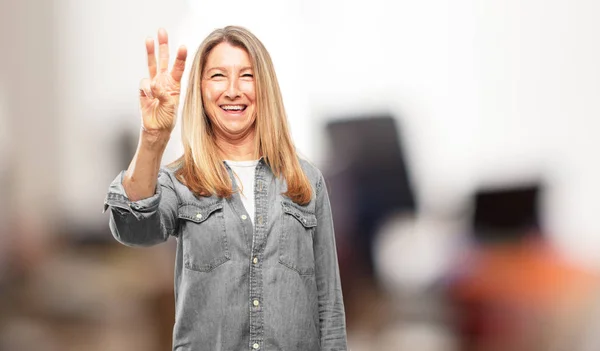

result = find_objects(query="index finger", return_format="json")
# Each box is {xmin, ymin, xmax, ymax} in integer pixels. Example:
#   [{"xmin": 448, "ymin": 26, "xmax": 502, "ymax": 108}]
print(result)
[{"xmin": 170, "ymin": 45, "xmax": 188, "ymax": 83}]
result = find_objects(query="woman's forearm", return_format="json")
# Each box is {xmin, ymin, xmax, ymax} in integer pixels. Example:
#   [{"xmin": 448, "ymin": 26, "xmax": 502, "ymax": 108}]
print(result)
[{"xmin": 122, "ymin": 129, "xmax": 171, "ymax": 201}]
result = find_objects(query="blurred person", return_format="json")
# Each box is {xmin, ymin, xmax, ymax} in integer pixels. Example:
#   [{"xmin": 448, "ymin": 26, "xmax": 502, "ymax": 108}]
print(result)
[{"xmin": 103, "ymin": 27, "xmax": 347, "ymax": 350}]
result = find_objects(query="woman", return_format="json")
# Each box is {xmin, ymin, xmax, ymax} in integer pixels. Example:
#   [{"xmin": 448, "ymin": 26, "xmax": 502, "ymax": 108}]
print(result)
[{"xmin": 104, "ymin": 26, "xmax": 347, "ymax": 351}]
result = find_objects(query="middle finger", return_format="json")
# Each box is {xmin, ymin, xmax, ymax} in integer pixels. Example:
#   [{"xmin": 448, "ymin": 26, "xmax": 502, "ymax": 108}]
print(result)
[{"xmin": 157, "ymin": 28, "xmax": 169, "ymax": 73}]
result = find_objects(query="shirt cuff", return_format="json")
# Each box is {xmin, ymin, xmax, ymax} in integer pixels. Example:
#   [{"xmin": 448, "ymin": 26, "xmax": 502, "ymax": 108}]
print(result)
[{"xmin": 103, "ymin": 170, "xmax": 161, "ymax": 220}]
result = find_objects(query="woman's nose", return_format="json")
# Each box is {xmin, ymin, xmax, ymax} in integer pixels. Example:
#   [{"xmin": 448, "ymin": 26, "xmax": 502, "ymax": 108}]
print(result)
[{"xmin": 224, "ymin": 78, "xmax": 241, "ymax": 99}]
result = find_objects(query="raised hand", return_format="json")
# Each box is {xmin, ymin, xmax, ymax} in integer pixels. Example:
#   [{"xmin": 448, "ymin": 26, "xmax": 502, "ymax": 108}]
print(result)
[{"xmin": 139, "ymin": 28, "xmax": 187, "ymax": 133}]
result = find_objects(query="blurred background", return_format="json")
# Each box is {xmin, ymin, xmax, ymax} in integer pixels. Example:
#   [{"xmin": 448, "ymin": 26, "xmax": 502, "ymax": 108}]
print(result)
[{"xmin": 1, "ymin": 0, "xmax": 600, "ymax": 350}]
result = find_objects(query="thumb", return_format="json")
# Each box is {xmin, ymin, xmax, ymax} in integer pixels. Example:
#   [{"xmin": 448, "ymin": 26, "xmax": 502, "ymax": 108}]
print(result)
[{"xmin": 150, "ymin": 81, "xmax": 170, "ymax": 104}]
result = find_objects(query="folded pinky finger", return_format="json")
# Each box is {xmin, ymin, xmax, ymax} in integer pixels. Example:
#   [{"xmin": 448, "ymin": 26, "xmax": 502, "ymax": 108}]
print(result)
[{"xmin": 139, "ymin": 78, "xmax": 154, "ymax": 99}]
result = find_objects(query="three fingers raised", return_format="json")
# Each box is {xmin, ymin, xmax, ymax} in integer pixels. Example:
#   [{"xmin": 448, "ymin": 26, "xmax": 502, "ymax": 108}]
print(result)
[{"xmin": 146, "ymin": 28, "xmax": 187, "ymax": 83}]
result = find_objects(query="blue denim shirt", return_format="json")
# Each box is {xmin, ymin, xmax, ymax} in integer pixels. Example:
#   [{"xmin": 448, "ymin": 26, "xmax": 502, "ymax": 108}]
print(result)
[{"xmin": 104, "ymin": 159, "xmax": 347, "ymax": 351}]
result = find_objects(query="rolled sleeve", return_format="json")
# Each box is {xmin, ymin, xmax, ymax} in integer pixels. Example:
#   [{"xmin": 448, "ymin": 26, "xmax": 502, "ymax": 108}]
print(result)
[
  {"xmin": 103, "ymin": 171, "xmax": 162, "ymax": 220},
  {"xmin": 104, "ymin": 169, "xmax": 178, "ymax": 247}
]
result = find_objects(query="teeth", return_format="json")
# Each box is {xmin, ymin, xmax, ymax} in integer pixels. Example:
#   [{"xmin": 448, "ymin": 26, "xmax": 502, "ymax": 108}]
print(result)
[{"xmin": 221, "ymin": 105, "xmax": 245, "ymax": 111}]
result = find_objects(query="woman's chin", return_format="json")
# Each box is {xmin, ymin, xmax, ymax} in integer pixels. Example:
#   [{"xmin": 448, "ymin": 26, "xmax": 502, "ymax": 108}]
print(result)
[{"xmin": 219, "ymin": 122, "xmax": 255, "ymax": 137}]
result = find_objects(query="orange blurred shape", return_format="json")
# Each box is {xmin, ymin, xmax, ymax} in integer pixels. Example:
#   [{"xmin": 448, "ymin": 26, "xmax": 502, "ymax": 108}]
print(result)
[{"xmin": 452, "ymin": 237, "xmax": 600, "ymax": 305}]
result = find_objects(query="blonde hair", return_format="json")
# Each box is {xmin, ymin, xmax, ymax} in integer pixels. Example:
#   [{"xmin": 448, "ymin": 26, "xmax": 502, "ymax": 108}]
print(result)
[{"xmin": 170, "ymin": 26, "xmax": 311, "ymax": 205}]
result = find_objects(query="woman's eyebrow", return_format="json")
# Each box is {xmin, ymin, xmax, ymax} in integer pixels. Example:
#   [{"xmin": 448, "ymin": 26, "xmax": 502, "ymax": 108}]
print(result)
[{"xmin": 206, "ymin": 66, "xmax": 253, "ymax": 72}]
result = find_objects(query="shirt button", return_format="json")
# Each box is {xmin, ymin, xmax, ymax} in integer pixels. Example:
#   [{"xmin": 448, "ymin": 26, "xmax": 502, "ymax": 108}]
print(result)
[
  {"xmin": 253, "ymin": 343, "xmax": 259, "ymax": 349},
  {"xmin": 252, "ymin": 257, "xmax": 258, "ymax": 264},
  {"xmin": 241, "ymin": 214, "xmax": 248, "ymax": 220},
  {"xmin": 253, "ymin": 299, "xmax": 259, "ymax": 307},
  {"xmin": 195, "ymin": 213, "xmax": 203, "ymax": 219}
]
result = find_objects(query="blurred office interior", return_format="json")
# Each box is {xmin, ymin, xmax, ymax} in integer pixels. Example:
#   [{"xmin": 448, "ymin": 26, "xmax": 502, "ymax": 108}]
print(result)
[{"xmin": 1, "ymin": 0, "xmax": 600, "ymax": 350}]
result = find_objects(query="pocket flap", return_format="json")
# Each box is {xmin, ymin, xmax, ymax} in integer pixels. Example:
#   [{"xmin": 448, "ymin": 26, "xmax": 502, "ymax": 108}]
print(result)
[
  {"xmin": 282, "ymin": 201, "xmax": 317, "ymax": 228},
  {"xmin": 178, "ymin": 203, "xmax": 223, "ymax": 223}
]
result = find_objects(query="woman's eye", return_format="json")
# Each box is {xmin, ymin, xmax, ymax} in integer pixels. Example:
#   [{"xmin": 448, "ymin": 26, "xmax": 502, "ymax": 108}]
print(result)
[
  {"xmin": 211, "ymin": 73, "xmax": 225, "ymax": 78},
  {"xmin": 242, "ymin": 73, "xmax": 254, "ymax": 78}
]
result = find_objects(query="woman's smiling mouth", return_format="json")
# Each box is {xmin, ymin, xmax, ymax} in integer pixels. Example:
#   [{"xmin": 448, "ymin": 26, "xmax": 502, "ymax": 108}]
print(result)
[{"xmin": 220, "ymin": 104, "xmax": 247, "ymax": 113}]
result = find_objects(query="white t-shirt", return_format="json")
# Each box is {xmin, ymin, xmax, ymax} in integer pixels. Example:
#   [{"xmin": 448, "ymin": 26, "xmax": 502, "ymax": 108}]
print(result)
[{"xmin": 225, "ymin": 159, "xmax": 259, "ymax": 224}]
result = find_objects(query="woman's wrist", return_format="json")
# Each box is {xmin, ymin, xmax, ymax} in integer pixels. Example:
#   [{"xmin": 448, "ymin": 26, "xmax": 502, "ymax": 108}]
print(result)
[{"xmin": 139, "ymin": 127, "xmax": 171, "ymax": 150}]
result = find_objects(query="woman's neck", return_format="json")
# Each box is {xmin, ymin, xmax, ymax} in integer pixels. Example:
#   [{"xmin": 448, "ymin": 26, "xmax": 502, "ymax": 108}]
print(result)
[{"xmin": 215, "ymin": 128, "xmax": 258, "ymax": 161}]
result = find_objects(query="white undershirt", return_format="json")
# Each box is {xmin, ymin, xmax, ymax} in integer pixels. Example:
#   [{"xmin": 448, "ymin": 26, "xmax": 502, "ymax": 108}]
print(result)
[{"xmin": 225, "ymin": 159, "xmax": 259, "ymax": 224}]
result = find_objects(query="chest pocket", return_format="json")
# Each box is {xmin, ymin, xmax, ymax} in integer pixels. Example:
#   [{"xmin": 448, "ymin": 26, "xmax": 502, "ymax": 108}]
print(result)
[
  {"xmin": 178, "ymin": 202, "xmax": 230, "ymax": 272},
  {"xmin": 279, "ymin": 200, "xmax": 317, "ymax": 276}
]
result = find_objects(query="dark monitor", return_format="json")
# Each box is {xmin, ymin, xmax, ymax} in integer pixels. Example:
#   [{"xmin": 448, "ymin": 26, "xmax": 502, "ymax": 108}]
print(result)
[
  {"xmin": 471, "ymin": 183, "xmax": 542, "ymax": 243},
  {"xmin": 325, "ymin": 115, "xmax": 417, "ymax": 213}
]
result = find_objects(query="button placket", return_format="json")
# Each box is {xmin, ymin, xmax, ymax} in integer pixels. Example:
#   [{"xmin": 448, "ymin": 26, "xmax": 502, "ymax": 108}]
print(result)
[{"xmin": 249, "ymin": 163, "xmax": 268, "ymax": 348}]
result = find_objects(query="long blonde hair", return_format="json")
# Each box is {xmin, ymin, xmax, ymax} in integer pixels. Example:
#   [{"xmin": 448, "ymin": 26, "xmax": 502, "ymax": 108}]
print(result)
[{"xmin": 170, "ymin": 26, "xmax": 311, "ymax": 205}]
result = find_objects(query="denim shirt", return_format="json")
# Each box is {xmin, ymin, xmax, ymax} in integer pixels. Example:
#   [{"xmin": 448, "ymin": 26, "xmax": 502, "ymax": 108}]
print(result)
[{"xmin": 104, "ymin": 158, "xmax": 347, "ymax": 351}]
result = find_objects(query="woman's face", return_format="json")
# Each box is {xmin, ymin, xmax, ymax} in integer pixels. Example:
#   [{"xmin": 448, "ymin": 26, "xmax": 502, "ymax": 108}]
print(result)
[{"xmin": 201, "ymin": 42, "xmax": 256, "ymax": 140}]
